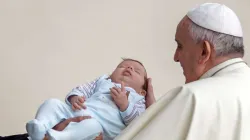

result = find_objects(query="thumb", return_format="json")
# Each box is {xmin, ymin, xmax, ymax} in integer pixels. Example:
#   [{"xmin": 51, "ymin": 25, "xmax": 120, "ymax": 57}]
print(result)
[
  {"xmin": 82, "ymin": 96, "xmax": 86, "ymax": 101},
  {"xmin": 71, "ymin": 116, "xmax": 91, "ymax": 122},
  {"xmin": 78, "ymin": 96, "xmax": 84, "ymax": 103},
  {"xmin": 147, "ymin": 78, "xmax": 153, "ymax": 94}
]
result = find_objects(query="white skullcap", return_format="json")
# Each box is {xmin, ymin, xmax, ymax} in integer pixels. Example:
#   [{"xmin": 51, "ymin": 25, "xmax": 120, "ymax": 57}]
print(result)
[{"xmin": 187, "ymin": 3, "xmax": 243, "ymax": 37}]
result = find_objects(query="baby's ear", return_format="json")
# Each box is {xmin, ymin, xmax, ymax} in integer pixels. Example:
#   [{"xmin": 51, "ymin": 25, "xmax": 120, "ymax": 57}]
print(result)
[{"xmin": 140, "ymin": 90, "xmax": 147, "ymax": 96}]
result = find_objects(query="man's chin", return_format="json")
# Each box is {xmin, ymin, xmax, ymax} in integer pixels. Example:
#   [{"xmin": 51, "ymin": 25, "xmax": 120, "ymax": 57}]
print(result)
[
  {"xmin": 185, "ymin": 78, "xmax": 199, "ymax": 84},
  {"xmin": 185, "ymin": 80, "xmax": 193, "ymax": 84}
]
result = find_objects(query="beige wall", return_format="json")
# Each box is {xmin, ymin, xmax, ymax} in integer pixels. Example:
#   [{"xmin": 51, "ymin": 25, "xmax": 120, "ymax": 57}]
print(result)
[{"xmin": 0, "ymin": 0, "xmax": 249, "ymax": 135}]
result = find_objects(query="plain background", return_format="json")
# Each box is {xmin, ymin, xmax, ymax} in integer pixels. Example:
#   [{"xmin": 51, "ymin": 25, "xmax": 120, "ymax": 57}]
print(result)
[{"xmin": 0, "ymin": 0, "xmax": 249, "ymax": 135}]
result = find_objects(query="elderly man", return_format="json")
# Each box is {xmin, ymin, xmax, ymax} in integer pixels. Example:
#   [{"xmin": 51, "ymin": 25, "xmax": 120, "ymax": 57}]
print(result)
[{"xmin": 115, "ymin": 3, "xmax": 250, "ymax": 140}]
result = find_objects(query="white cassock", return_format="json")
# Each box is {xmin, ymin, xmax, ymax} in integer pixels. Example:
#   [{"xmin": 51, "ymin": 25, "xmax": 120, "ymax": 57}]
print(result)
[{"xmin": 114, "ymin": 58, "xmax": 250, "ymax": 140}]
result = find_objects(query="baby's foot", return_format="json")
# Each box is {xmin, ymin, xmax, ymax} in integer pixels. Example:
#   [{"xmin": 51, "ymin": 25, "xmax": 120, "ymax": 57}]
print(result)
[{"xmin": 26, "ymin": 119, "xmax": 46, "ymax": 140}]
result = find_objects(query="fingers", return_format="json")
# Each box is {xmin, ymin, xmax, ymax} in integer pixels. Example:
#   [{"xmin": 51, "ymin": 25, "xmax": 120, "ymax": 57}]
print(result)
[
  {"xmin": 52, "ymin": 116, "xmax": 92, "ymax": 131},
  {"xmin": 78, "ymin": 96, "xmax": 85, "ymax": 103},
  {"xmin": 82, "ymin": 104, "xmax": 87, "ymax": 109},
  {"xmin": 94, "ymin": 133, "xmax": 103, "ymax": 140},
  {"xmin": 147, "ymin": 78, "xmax": 152, "ymax": 86},
  {"xmin": 110, "ymin": 91, "xmax": 116, "ymax": 100},
  {"xmin": 110, "ymin": 84, "xmax": 128, "ymax": 97},
  {"xmin": 72, "ymin": 105, "xmax": 76, "ymax": 111},
  {"xmin": 72, "ymin": 103, "xmax": 86, "ymax": 110},
  {"xmin": 110, "ymin": 87, "xmax": 120, "ymax": 96},
  {"xmin": 77, "ymin": 99, "xmax": 86, "ymax": 109},
  {"xmin": 113, "ymin": 87, "xmax": 121, "ymax": 93},
  {"xmin": 147, "ymin": 78, "xmax": 154, "ymax": 94},
  {"xmin": 121, "ymin": 81, "xmax": 125, "ymax": 92},
  {"xmin": 72, "ymin": 102, "xmax": 82, "ymax": 111},
  {"xmin": 71, "ymin": 116, "xmax": 92, "ymax": 122},
  {"xmin": 145, "ymin": 78, "xmax": 156, "ymax": 108},
  {"xmin": 72, "ymin": 96, "xmax": 86, "ymax": 110},
  {"xmin": 79, "ymin": 96, "xmax": 87, "ymax": 109}
]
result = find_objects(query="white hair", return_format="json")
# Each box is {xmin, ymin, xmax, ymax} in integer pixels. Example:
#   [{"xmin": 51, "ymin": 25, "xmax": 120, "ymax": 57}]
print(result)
[{"xmin": 187, "ymin": 19, "xmax": 244, "ymax": 56}]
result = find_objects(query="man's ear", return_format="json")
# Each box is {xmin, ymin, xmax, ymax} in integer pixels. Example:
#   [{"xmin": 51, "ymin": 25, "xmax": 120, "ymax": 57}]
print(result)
[
  {"xmin": 199, "ymin": 41, "xmax": 212, "ymax": 64},
  {"xmin": 140, "ymin": 90, "xmax": 147, "ymax": 96}
]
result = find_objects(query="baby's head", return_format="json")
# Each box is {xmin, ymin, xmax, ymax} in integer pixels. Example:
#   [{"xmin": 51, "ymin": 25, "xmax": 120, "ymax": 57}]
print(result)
[{"xmin": 110, "ymin": 58, "xmax": 148, "ymax": 96}]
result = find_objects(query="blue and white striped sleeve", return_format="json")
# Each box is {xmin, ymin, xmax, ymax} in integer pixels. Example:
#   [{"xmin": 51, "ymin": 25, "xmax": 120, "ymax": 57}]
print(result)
[
  {"xmin": 119, "ymin": 98, "xmax": 146, "ymax": 126},
  {"xmin": 65, "ymin": 77, "xmax": 99, "ymax": 105}
]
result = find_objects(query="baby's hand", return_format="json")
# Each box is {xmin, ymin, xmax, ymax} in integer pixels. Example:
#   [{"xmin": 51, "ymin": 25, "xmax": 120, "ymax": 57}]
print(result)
[
  {"xmin": 69, "ymin": 95, "xmax": 86, "ymax": 111},
  {"xmin": 110, "ymin": 81, "xmax": 129, "ymax": 112}
]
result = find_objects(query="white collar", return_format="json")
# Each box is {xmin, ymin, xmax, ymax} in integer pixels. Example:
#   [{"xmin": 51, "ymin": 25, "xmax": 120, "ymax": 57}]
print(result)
[{"xmin": 199, "ymin": 58, "xmax": 246, "ymax": 79}]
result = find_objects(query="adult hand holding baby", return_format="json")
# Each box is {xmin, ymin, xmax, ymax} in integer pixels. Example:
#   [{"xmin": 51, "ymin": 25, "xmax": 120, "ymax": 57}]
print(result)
[
  {"xmin": 69, "ymin": 95, "xmax": 87, "ymax": 111},
  {"xmin": 145, "ymin": 78, "xmax": 155, "ymax": 108}
]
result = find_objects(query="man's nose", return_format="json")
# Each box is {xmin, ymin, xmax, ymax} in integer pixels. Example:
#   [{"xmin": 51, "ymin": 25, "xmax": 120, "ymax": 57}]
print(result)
[{"xmin": 174, "ymin": 50, "xmax": 179, "ymax": 62}]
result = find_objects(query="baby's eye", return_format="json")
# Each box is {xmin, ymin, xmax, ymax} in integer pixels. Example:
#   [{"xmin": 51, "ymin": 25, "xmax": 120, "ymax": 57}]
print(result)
[{"xmin": 135, "ymin": 70, "xmax": 140, "ymax": 74}]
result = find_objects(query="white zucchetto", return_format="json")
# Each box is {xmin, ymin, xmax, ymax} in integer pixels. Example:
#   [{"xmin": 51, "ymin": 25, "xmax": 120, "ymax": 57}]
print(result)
[{"xmin": 187, "ymin": 3, "xmax": 243, "ymax": 37}]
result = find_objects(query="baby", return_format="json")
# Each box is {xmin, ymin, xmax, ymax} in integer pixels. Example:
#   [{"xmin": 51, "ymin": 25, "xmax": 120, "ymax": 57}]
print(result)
[{"xmin": 26, "ymin": 58, "xmax": 148, "ymax": 140}]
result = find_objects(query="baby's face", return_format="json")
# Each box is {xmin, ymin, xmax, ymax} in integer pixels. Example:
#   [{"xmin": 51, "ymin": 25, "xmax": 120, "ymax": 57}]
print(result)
[{"xmin": 110, "ymin": 60, "xmax": 146, "ymax": 94}]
